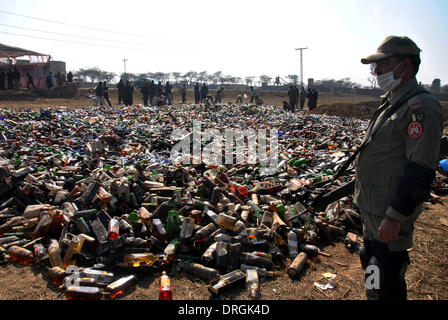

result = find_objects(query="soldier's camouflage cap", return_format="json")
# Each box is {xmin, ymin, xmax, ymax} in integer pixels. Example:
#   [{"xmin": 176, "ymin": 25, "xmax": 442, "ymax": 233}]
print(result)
[{"xmin": 361, "ymin": 35, "xmax": 421, "ymax": 64}]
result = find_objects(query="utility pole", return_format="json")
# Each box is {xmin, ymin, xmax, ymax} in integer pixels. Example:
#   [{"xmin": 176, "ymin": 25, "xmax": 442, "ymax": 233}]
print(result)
[
  {"xmin": 295, "ymin": 47, "xmax": 308, "ymax": 87},
  {"xmin": 122, "ymin": 58, "xmax": 128, "ymax": 80}
]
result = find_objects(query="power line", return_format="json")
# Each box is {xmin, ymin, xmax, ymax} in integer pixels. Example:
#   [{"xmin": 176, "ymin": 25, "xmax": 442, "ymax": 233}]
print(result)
[
  {"xmin": 0, "ymin": 31, "xmax": 189, "ymax": 53},
  {"xmin": 0, "ymin": 23, "xmax": 187, "ymax": 50},
  {"xmin": 0, "ymin": 9, "xmax": 195, "ymax": 45}
]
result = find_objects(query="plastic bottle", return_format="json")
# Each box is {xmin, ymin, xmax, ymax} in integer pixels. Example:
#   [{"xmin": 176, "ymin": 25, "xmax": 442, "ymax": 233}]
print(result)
[
  {"xmin": 201, "ymin": 242, "xmax": 218, "ymax": 266},
  {"xmin": 123, "ymin": 253, "xmax": 158, "ymax": 267},
  {"xmin": 287, "ymin": 252, "xmax": 308, "ymax": 278},
  {"xmin": 32, "ymin": 210, "xmax": 53, "ymax": 239},
  {"xmin": 246, "ymin": 200, "xmax": 262, "ymax": 219},
  {"xmin": 208, "ymin": 270, "xmax": 246, "ymax": 295},
  {"xmin": 287, "ymin": 230, "xmax": 299, "ymax": 259},
  {"xmin": 33, "ymin": 243, "xmax": 46, "ymax": 260},
  {"xmin": 159, "ymin": 271, "xmax": 173, "ymax": 300},
  {"xmin": 152, "ymin": 218, "xmax": 167, "ymax": 241},
  {"xmin": 240, "ymin": 264, "xmax": 274, "ymax": 278},
  {"xmin": 194, "ymin": 223, "xmax": 217, "ymax": 243},
  {"xmin": 107, "ymin": 218, "xmax": 120, "ymax": 241},
  {"xmin": 182, "ymin": 261, "xmax": 220, "ymax": 282},
  {"xmin": 7, "ymin": 245, "xmax": 34, "ymax": 265},
  {"xmin": 260, "ymin": 211, "xmax": 274, "ymax": 229},
  {"xmin": 75, "ymin": 217, "xmax": 91, "ymax": 234},
  {"xmin": 73, "ymin": 209, "xmax": 98, "ymax": 220},
  {"xmin": 48, "ymin": 239, "xmax": 63, "ymax": 267},
  {"xmin": 47, "ymin": 266, "xmax": 67, "ymax": 286},
  {"xmin": 65, "ymin": 286, "xmax": 102, "ymax": 300},
  {"xmin": 217, "ymin": 213, "xmax": 237, "ymax": 231},
  {"xmin": 246, "ymin": 268, "xmax": 260, "ymax": 299},
  {"xmin": 106, "ymin": 275, "xmax": 138, "ymax": 299},
  {"xmin": 240, "ymin": 252, "xmax": 274, "ymax": 270},
  {"xmin": 166, "ymin": 210, "xmax": 181, "ymax": 241},
  {"xmin": 62, "ymin": 235, "xmax": 85, "ymax": 268},
  {"xmin": 179, "ymin": 217, "xmax": 195, "ymax": 243}
]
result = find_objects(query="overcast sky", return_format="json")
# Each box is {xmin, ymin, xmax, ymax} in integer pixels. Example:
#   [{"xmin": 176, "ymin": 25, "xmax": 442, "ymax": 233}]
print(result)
[{"xmin": 1, "ymin": 0, "xmax": 447, "ymax": 86}]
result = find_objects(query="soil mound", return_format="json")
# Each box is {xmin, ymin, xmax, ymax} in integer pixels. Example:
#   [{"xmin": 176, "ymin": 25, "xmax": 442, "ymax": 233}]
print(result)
[{"xmin": 310, "ymin": 100, "xmax": 378, "ymax": 119}]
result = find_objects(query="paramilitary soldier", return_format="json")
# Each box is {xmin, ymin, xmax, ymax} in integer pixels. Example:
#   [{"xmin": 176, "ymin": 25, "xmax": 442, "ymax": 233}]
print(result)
[{"xmin": 354, "ymin": 35, "xmax": 443, "ymax": 300}]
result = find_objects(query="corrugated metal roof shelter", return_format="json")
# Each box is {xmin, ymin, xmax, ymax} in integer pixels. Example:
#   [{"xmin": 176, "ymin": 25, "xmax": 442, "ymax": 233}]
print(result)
[{"xmin": 0, "ymin": 43, "xmax": 51, "ymax": 64}]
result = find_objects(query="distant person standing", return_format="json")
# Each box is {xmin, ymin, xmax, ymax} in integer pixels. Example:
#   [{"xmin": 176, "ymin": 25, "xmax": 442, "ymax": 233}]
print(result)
[
  {"xmin": 236, "ymin": 95, "xmax": 243, "ymax": 104},
  {"xmin": 55, "ymin": 72, "xmax": 64, "ymax": 87},
  {"xmin": 46, "ymin": 72, "xmax": 54, "ymax": 89},
  {"xmin": 307, "ymin": 88, "xmax": 314, "ymax": 111},
  {"xmin": 181, "ymin": 83, "xmax": 187, "ymax": 104},
  {"xmin": 117, "ymin": 79, "xmax": 125, "ymax": 104},
  {"xmin": 0, "ymin": 70, "xmax": 6, "ymax": 90},
  {"xmin": 312, "ymin": 88, "xmax": 319, "ymax": 110},
  {"xmin": 12, "ymin": 67, "xmax": 21, "ymax": 89},
  {"xmin": 194, "ymin": 82, "xmax": 200, "ymax": 104},
  {"xmin": 215, "ymin": 87, "xmax": 224, "ymax": 104},
  {"xmin": 288, "ymin": 85, "xmax": 298, "ymax": 112},
  {"xmin": 165, "ymin": 81, "xmax": 173, "ymax": 105},
  {"xmin": 94, "ymin": 82, "xmax": 106, "ymax": 107},
  {"xmin": 149, "ymin": 80, "xmax": 156, "ymax": 106},
  {"xmin": 124, "ymin": 80, "xmax": 134, "ymax": 106},
  {"xmin": 26, "ymin": 72, "xmax": 37, "ymax": 90},
  {"xmin": 200, "ymin": 83, "xmax": 208, "ymax": 103},
  {"xmin": 67, "ymin": 71, "xmax": 73, "ymax": 83},
  {"xmin": 103, "ymin": 82, "xmax": 112, "ymax": 106},
  {"xmin": 249, "ymin": 86, "xmax": 258, "ymax": 103},
  {"xmin": 6, "ymin": 69, "xmax": 14, "ymax": 89},
  {"xmin": 140, "ymin": 81, "xmax": 150, "ymax": 106},
  {"xmin": 156, "ymin": 81, "xmax": 164, "ymax": 97},
  {"xmin": 299, "ymin": 86, "xmax": 306, "ymax": 110}
]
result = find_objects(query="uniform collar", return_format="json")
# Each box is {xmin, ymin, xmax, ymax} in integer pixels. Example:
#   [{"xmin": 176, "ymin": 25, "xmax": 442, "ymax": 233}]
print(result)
[{"xmin": 388, "ymin": 77, "xmax": 418, "ymax": 106}]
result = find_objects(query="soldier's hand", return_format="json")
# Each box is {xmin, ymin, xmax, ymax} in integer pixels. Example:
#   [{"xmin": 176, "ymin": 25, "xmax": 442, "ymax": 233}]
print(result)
[{"xmin": 378, "ymin": 216, "xmax": 401, "ymax": 242}]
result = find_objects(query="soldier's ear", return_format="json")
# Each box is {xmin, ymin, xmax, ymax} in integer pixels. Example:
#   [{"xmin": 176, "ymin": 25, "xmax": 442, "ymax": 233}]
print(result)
[{"xmin": 401, "ymin": 58, "xmax": 414, "ymax": 78}]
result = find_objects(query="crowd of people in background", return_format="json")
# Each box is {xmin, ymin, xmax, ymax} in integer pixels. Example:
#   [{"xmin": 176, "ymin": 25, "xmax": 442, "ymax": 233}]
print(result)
[
  {"xmin": 0, "ymin": 68, "xmax": 74, "ymax": 90},
  {"xmin": 285, "ymin": 85, "xmax": 318, "ymax": 112},
  {"xmin": 0, "ymin": 67, "xmax": 21, "ymax": 90},
  {"xmin": 1, "ymin": 67, "xmax": 319, "ymax": 111}
]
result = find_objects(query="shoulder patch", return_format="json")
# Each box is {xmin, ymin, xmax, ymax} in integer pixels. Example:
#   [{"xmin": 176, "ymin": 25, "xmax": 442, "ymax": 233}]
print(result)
[{"xmin": 408, "ymin": 96, "xmax": 422, "ymax": 110}]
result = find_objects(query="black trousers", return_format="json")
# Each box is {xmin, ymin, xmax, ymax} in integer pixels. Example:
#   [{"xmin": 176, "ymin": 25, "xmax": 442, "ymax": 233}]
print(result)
[
  {"xmin": 359, "ymin": 238, "xmax": 410, "ymax": 300},
  {"xmin": 143, "ymin": 94, "xmax": 149, "ymax": 106},
  {"xmin": 194, "ymin": 93, "xmax": 200, "ymax": 104},
  {"xmin": 104, "ymin": 93, "xmax": 112, "ymax": 106}
]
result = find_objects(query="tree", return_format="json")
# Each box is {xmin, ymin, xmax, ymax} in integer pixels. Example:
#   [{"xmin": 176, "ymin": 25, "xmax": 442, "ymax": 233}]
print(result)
[
  {"xmin": 259, "ymin": 74, "xmax": 273, "ymax": 85},
  {"xmin": 245, "ymin": 76, "xmax": 255, "ymax": 86},
  {"xmin": 287, "ymin": 74, "xmax": 298, "ymax": 85},
  {"xmin": 197, "ymin": 71, "xmax": 208, "ymax": 84},
  {"xmin": 171, "ymin": 72, "xmax": 182, "ymax": 84},
  {"xmin": 100, "ymin": 71, "xmax": 117, "ymax": 83},
  {"xmin": 83, "ymin": 67, "xmax": 102, "ymax": 83},
  {"xmin": 154, "ymin": 72, "xmax": 168, "ymax": 83},
  {"xmin": 183, "ymin": 71, "xmax": 198, "ymax": 85},
  {"xmin": 73, "ymin": 68, "xmax": 89, "ymax": 83},
  {"xmin": 213, "ymin": 71, "xmax": 224, "ymax": 85}
]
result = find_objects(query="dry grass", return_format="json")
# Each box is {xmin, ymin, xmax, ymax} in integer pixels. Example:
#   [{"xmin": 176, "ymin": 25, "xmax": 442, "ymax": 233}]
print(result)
[{"xmin": 1, "ymin": 198, "xmax": 446, "ymax": 300}]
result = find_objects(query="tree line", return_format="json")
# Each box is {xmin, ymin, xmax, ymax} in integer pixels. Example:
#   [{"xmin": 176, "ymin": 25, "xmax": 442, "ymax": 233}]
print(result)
[
  {"xmin": 71, "ymin": 67, "xmax": 446, "ymax": 93},
  {"xmin": 71, "ymin": 68, "xmax": 365, "ymax": 88}
]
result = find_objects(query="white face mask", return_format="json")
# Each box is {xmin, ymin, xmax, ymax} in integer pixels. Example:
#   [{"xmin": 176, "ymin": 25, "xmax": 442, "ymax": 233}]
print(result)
[{"xmin": 376, "ymin": 61, "xmax": 404, "ymax": 92}]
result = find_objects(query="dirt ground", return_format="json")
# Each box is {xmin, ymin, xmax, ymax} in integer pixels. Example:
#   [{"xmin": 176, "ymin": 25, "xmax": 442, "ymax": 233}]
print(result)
[{"xmin": 0, "ymin": 88, "xmax": 447, "ymax": 300}]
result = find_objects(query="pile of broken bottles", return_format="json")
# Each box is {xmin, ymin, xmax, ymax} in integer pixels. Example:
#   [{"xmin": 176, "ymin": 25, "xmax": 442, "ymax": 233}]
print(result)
[{"xmin": 0, "ymin": 104, "xmax": 444, "ymax": 299}]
